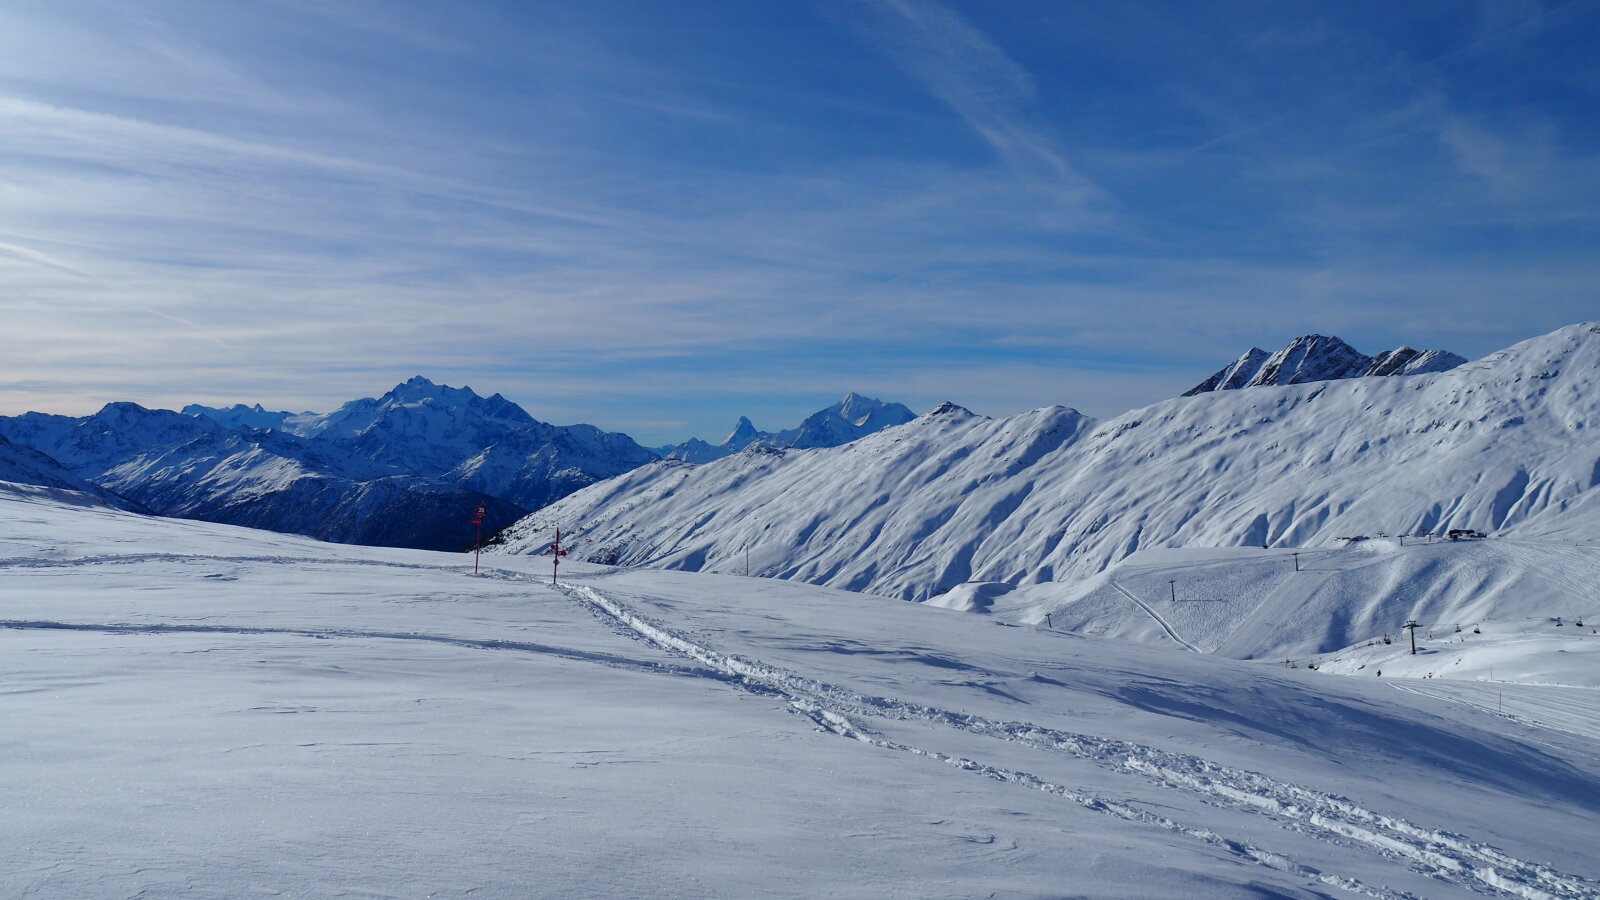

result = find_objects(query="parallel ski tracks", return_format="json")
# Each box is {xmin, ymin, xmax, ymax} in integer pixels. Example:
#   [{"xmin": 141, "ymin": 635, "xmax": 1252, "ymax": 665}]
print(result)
[{"xmin": 561, "ymin": 581, "xmax": 1596, "ymax": 900}]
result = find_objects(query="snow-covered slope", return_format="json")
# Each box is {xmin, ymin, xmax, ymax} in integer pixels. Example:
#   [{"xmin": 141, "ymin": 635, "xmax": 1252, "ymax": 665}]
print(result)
[
  {"xmin": 0, "ymin": 433, "xmax": 146, "ymax": 511},
  {"xmin": 99, "ymin": 428, "xmax": 524, "ymax": 549},
  {"xmin": 663, "ymin": 393, "xmax": 916, "ymax": 462},
  {"xmin": 500, "ymin": 322, "xmax": 1600, "ymax": 606},
  {"xmin": 975, "ymin": 537, "xmax": 1600, "ymax": 662},
  {"xmin": 1184, "ymin": 334, "xmax": 1466, "ymax": 395},
  {"xmin": 4, "ymin": 485, "xmax": 1599, "ymax": 898}
]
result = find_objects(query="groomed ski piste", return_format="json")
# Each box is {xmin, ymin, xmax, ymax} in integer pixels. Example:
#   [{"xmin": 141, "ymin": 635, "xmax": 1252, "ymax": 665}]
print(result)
[{"xmin": 5, "ymin": 482, "xmax": 1599, "ymax": 898}]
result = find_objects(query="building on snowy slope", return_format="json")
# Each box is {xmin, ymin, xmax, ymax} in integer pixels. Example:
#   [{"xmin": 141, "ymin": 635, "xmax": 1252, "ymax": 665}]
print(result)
[{"xmin": 1183, "ymin": 335, "xmax": 1466, "ymax": 396}]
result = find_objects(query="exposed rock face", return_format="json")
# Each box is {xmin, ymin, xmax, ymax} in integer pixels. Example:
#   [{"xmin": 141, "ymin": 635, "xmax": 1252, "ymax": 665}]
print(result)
[{"xmin": 1183, "ymin": 336, "xmax": 1466, "ymax": 396}]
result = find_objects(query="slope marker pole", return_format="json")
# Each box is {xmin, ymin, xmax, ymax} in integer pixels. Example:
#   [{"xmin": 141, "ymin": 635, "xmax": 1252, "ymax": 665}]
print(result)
[
  {"xmin": 550, "ymin": 527, "xmax": 568, "ymax": 585},
  {"xmin": 470, "ymin": 504, "xmax": 486, "ymax": 575}
]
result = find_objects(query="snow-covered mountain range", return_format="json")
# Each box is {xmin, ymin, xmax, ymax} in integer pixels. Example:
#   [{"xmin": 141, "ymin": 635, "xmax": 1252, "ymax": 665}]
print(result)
[
  {"xmin": 1184, "ymin": 334, "xmax": 1465, "ymax": 395},
  {"xmin": 0, "ymin": 378, "xmax": 657, "ymax": 550},
  {"xmin": 660, "ymin": 393, "xmax": 916, "ymax": 462},
  {"xmin": 498, "ymin": 322, "xmax": 1600, "ymax": 611}
]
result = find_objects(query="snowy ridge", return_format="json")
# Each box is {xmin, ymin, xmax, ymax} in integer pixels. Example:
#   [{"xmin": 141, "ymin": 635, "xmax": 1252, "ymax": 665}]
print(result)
[
  {"xmin": 183, "ymin": 402, "xmax": 318, "ymax": 433},
  {"xmin": 661, "ymin": 392, "xmax": 916, "ymax": 462},
  {"xmin": 1184, "ymin": 334, "xmax": 1466, "ymax": 396},
  {"xmin": 499, "ymin": 322, "xmax": 1600, "ymax": 606}
]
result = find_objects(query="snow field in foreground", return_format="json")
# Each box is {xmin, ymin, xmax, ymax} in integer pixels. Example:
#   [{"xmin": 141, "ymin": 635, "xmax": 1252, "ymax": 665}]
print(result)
[{"xmin": 4, "ymin": 485, "xmax": 1600, "ymax": 898}]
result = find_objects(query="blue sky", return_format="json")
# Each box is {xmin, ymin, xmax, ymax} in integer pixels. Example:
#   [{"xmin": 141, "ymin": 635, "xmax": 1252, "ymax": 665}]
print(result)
[{"xmin": 1, "ymin": 0, "xmax": 1596, "ymax": 444}]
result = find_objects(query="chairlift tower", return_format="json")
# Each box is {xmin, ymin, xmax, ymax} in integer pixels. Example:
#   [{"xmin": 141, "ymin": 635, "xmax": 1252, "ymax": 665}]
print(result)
[{"xmin": 1404, "ymin": 619, "xmax": 1421, "ymax": 654}]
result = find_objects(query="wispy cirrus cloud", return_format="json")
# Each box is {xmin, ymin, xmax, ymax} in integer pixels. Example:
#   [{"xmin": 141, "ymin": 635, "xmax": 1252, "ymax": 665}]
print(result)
[
  {"xmin": 832, "ymin": 0, "xmax": 1100, "ymax": 202},
  {"xmin": 0, "ymin": 1, "xmax": 1596, "ymax": 445}
]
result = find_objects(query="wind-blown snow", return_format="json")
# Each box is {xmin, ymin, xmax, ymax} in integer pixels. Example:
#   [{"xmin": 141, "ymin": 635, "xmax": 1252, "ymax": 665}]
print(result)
[{"xmin": 3, "ymin": 484, "xmax": 1598, "ymax": 898}]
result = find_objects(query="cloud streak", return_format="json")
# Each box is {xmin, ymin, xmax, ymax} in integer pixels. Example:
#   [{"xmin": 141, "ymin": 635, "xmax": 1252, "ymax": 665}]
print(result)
[{"xmin": 0, "ymin": 1, "xmax": 1596, "ymax": 444}]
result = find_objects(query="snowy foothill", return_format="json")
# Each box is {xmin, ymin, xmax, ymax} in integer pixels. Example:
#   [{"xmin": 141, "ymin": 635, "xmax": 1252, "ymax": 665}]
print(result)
[{"xmin": 5, "ymin": 482, "xmax": 1600, "ymax": 898}]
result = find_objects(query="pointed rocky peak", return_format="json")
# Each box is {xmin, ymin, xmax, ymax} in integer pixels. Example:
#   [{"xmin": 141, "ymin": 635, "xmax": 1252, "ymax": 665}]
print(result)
[
  {"xmin": 1183, "ymin": 348, "xmax": 1268, "ymax": 396},
  {"xmin": 1250, "ymin": 335, "xmax": 1369, "ymax": 387},
  {"xmin": 721, "ymin": 416, "xmax": 761, "ymax": 449},
  {"xmin": 1184, "ymin": 332, "xmax": 1466, "ymax": 396},
  {"xmin": 927, "ymin": 401, "xmax": 972, "ymax": 417}
]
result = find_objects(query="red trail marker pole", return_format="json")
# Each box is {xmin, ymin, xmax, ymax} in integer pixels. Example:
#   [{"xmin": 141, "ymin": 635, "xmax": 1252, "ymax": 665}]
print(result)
[
  {"xmin": 471, "ymin": 504, "xmax": 487, "ymax": 575},
  {"xmin": 550, "ymin": 527, "xmax": 568, "ymax": 585}
]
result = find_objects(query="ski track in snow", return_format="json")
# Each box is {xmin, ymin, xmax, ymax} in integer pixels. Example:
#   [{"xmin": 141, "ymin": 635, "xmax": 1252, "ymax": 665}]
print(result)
[
  {"xmin": 0, "ymin": 618, "xmax": 715, "ymax": 680},
  {"xmin": 1111, "ymin": 581, "xmax": 1200, "ymax": 652},
  {"xmin": 557, "ymin": 579, "xmax": 1598, "ymax": 900},
  {"xmin": 0, "ymin": 552, "xmax": 463, "ymax": 573},
  {"xmin": 8, "ymin": 547, "xmax": 1593, "ymax": 898}
]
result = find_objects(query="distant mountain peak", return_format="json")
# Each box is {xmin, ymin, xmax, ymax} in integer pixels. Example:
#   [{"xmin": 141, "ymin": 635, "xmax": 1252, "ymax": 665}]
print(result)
[
  {"xmin": 722, "ymin": 416, "xmax": 760, "ymax": 449},
  {"xmin": 663, "ymin": 394, "xmax": 917, "ymax": 463},
  {"xmin": 385, "ymin": 376, "xmax": 484, "ymax": 405},
  {"xmin": 1184, "ymin": 334, "xmax": 1465, "ymax": 396}
]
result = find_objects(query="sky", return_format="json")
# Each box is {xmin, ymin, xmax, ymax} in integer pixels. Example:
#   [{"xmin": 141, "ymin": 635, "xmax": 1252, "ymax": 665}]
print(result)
[{"xmin": 1, "ymin": 0, "xmax": 1597, "ymax": 445}]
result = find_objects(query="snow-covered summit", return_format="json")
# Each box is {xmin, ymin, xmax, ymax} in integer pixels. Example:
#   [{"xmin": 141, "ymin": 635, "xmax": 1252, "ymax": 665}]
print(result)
[
  {"xmin": 1184, "ymin": 334, "xmax": 1466, "ymax": 395},
  {"xmin": 299, "ymin": 376, "xmax": 534, "ymax": 443},
  {"xmin": 722, "ymin": 416, "xmax": 760, "ymax": 449},
  {"xmin": 183, "ymin": 402, "xmax": 316, "ymax": 433},
  {"xmin": 0, "ymin": 377, "xmax": 657, "ymax": 550},
  {"xmin": 664, "ymin": 393, "xmax": 917, "ymax": 462}
]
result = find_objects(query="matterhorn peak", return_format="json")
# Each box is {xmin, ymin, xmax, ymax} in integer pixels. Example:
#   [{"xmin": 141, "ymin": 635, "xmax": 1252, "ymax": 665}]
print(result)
[{"xmin": 722, "ymin": 416, "xmax": 760, "ymax": 449}]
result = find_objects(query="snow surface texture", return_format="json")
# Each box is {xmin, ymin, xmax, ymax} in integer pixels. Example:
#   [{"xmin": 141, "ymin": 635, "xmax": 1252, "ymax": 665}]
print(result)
[
  {"xmin": 0, "ymin": 377, "xmax": 658, "ymax": 550},
  {"xmin": 660, "ymin": 392, "xmax": 916, "ymax": 463},
  {"xmin": 501, "ymin": 322, "xmax": 1600, "ymax": 610},
  {"xmin": 4, "ymin": 483, "xmax": 1599, "ymax": 898},
  {"xmin": 1183, "ymin": 335, "xmax": 1467, "ymax": 396}
]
